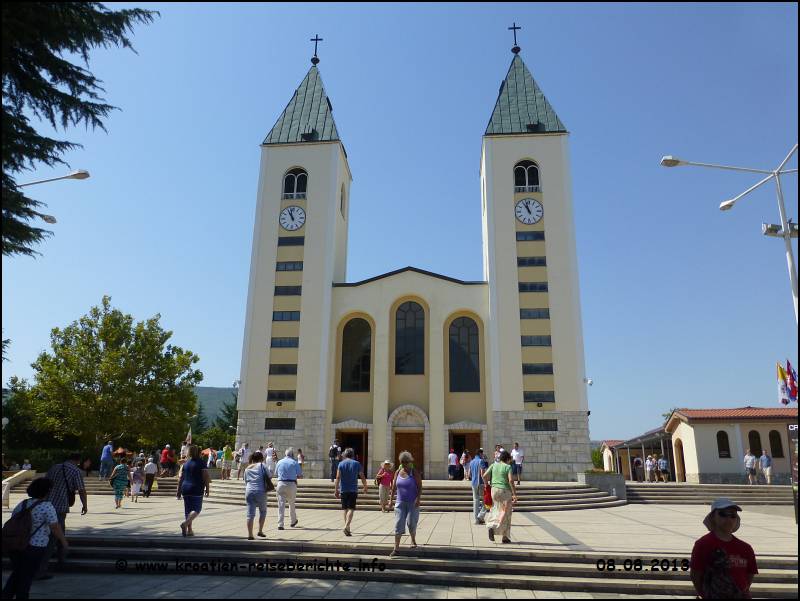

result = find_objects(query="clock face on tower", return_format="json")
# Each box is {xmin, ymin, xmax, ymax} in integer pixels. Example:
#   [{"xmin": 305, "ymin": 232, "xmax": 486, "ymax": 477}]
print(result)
[
  {"xmin": 515, "ymin": 198, "xmax": 543, "ymax": 225},
  {"xmin": 279, "ymin": 206, "xmax": 306, "ymax": 231}
]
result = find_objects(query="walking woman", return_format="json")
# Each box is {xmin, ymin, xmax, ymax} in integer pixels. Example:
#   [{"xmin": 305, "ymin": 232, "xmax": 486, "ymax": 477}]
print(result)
[
  {"xmin": 2, "ymin": 478, "xmax": 69, "ymax": 599},
  {"xmin": 389, "ymin": 451, "xmax": 422, "ymax": 557},
  {"xmin": 109, "ymin": 457, "xmax": 131, "ymax": 509},
  {"xmin": 483, "ymin": 450, "xmax": 517, "ymax": 543},
  {"xmin": 177, "ymin": 444, "xmax": 210, "ymax": 537},
  {"xmin": 243, "ymin": 450, "xmax": 269, "ymax": 539}
]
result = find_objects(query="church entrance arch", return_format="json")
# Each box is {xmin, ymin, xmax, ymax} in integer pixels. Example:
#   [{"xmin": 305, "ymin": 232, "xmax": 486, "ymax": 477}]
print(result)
[{"xmin": 387, "ymin": 404, "xmax": 430, "ymax": 477}]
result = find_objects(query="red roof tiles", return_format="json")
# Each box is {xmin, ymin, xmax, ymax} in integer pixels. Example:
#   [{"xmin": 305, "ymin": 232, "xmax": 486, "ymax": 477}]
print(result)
[
  {"xmin": 673, "ymin": 407, "xmax": 797, "ymax": 421},
  {"xmin": 601, "ymin": 440, "xmax": 624, "ymax": 447}
]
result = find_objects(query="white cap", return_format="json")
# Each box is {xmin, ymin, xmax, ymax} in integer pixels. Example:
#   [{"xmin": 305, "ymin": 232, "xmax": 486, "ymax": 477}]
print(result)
[{"xmin": 703, "ymin": 498, "xmax": 742, "ymax": 531}]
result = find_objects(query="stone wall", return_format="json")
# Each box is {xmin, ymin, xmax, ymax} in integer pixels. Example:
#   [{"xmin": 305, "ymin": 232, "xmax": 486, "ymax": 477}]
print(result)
[
  {"xmin": 236, "ymin": 409, "xmax": 327, "ymax": 479},
  {"xmin": 686, "ymin": 472, "xmax": 793, "ymax": 485},
  {"xmin": 492, "ymin": 410, "xmax": 591, "ymax": 481}
]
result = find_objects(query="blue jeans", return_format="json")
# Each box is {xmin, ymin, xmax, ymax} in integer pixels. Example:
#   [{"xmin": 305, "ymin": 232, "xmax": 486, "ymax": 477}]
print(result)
[
  {"xmin": 245, "ymin": 491, "xmax": 267, "ymax": 520},
  {"xmin": 471, "ymin": 484, "xmax": 486, "ymax": 522},
  {"xmin": 99, "ymin": 458, "xmax": 114, "ymax": 479},
  {"xmin": 394, "ymin": 500, "xmax": 420, "ymax": 535}
]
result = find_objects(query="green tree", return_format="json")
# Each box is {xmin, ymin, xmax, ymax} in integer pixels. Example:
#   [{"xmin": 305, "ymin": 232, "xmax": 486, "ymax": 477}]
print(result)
[
  {"xmin": 213, "ymin": 391, "xmax": 238, "ymax": 432},
  {"xmin": 194, "ymin": 426, "xmax": 234, "ymax": 451},
  {"xmin": 662, "ymin": 407, "xmax": 679, "ymax": 422},
  {"xmin": 1, "ymin": 2, "xmax": 157, "ymax": 257},
  {"xmin": 191, "ymin": 402, "xmax": 208, "ymax": 434},
  {"xmin": 8, "ymin": 296, "xmax": 202, "ymax": 450},
  {"xmin": 591, "ymin": 447, "xmax": 603, "ymax": 469}
]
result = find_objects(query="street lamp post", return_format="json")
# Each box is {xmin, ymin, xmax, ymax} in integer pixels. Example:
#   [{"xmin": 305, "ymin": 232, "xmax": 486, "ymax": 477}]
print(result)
[
  {"xmin": 16, "ymin": 169, "xmax": 91, "ymax": 225},
  {"xmin": 660, "ymin": 144, "xmax": 799, "ymax": 324}
]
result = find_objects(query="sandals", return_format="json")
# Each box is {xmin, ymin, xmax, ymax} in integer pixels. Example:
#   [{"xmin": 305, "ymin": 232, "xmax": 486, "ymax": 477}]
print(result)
[
  {"xmin": 257, "ymin": 532, "xmax": 266, "ymax": 538},
  {"xmin": 343, "ymin": 528, "xmax": 352, "ymax": 536},
  {"xmin": 488, "ymin": 527, "xmax": 495, "ymax": 541},
  {"xmin": 502, "ymin": 537, "xmax": 511, "ymax": 544},
  {"xmin": 180, "ymin": 523, "xmax": 187, "ymax": 537}
]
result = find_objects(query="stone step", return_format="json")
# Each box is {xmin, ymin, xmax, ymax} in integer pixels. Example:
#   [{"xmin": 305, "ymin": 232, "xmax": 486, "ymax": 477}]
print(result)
[{"xmin": 19, "ymin": 537, "xmax": 797, "ymax": 597}]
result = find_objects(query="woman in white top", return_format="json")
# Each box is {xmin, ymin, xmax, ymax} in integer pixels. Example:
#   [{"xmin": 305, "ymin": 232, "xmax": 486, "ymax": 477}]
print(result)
[{"xmin": 2, "ymin": 478, "xmax": 69, "ymax": 599}]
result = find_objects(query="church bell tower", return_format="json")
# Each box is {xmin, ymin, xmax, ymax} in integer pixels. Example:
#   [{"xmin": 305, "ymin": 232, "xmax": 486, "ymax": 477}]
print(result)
[
  {"xmin": 236, "ymin": 44, "xmax": 351, "ymax": 478},
  {"xmin": 480, "ymin": 30, "xmax": 591, "ymax": 479}
]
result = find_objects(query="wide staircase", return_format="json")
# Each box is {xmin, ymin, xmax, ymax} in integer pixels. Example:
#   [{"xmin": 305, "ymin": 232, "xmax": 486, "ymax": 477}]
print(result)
[
  {"xmin": 205, "ymin": 479, "xmax": 625, "ymax": 512},
  {"xmin": 24, "ymin": 535, "xmax": 797, "ymax": 598},
  {"xmin": 10, "ymin": 473, "xmax": 179, "ymax": 497},
  {"xmin": 626, "ymin": 483, "xmax": 794, "ymax": 505}
]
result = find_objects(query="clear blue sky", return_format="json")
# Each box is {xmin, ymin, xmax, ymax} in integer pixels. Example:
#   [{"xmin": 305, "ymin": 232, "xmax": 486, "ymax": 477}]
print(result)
[{"xmin": 2, "ymin": 3, "xmax": 797, "ymax": 442}]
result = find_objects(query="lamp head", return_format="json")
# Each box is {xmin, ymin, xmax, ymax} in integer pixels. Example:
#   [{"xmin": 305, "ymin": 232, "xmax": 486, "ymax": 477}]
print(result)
[
  {"xmin": 660, "ymin": 155, "xmax": 684, "ymax": 168},
  {"xmin": 719, "ymin": 199, "xmax": 736, "ymax": 211},
  {"xmin": 69, "ymin": 169, "xmax": 90, "ymax": 180}
]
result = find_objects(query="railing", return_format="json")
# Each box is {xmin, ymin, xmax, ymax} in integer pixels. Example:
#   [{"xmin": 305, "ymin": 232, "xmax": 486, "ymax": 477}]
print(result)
[
  {"xmin": 515, "ymin": 185, "xmax": 541, "ymax": 193},
  {"xmin": 282, "ymin": 192, "xmax": 307, "ymax": 200}
]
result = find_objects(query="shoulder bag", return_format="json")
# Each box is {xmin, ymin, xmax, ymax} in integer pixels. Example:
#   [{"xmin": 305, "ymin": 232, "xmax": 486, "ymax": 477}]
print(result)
[{"xmin": 261, "ymin": 464, "xmax": 275, "ymax": 493}]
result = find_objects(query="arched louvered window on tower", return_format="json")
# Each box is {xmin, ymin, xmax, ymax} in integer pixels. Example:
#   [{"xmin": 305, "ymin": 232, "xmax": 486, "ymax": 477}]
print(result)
[
  {"xmin": 747, "ymin": 430, "xmax": 763, "ymax": 456},
  {"xmin": 449, "ymin": 317, "xmax": 480, "ymax": 392},
  {"xmin": 283, "ymin": 168, "xmax": 308, "ymax": 199},
  {"xmin": 514, "ymin": 160, "xmax": 541, "ymax": 193},
  {"xmin": 716, "ymin": 431, "xmax": 731, "ymax": 458},
  {"xmin": 341, "ymin": 318, "xmax": 371, "ymax": 392},
  {"xmin": 395, "ymin": 302, "xmax": 424, "ymax": 374},
  {"xmin": 769, "ymin": 430, "xmax": 784, "ymax": 458}
]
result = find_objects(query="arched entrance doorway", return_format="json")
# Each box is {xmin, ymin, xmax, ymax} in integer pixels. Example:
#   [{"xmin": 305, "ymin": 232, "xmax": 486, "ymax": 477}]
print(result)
[
  {"xmin": 387, "ymin": 404, "xmax": 430, "ymax": 477},
  {"xmin": 674, "ymin": 439, "xmax": 686, "ymax": 483}
]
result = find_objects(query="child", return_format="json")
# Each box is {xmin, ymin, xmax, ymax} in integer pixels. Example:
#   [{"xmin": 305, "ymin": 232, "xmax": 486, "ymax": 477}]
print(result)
[{"xmin": 131, "ymin": 461, "xmax": 145, "ymax": 502}]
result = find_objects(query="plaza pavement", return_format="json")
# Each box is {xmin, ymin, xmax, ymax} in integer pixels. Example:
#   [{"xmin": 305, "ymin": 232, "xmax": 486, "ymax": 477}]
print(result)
[
  {"xmin": 3, "ymin": 491, "xmax": 796, "ymax": 556},
  {"xmin": 2, "ymin": 491, "xmax": 797, "ymax": 599}
]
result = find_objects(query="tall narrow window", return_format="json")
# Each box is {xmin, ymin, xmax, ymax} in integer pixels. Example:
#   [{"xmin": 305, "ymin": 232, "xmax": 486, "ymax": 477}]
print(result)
[
  {"xmin": 341, "ymin": 318, "xmax": 371, "ymax": 392},
  {"xmin": 769, "ymin": 430, "xmax": 784, "ymax": 458},
  {"xmin": 748, "ymin": 430, "xmax": 763, "ymax": 456},
  {"xmin": 514, "ymin": 160, "xmax": 540, "ymax": 192},
  {"xmin": 395, "ymin": 302, "xmax": 424, "ymax": 374},
  {"xmin": 283, "ymin": 168, "xmax": 308, "ymax": 199},
  {"xmin": 716, "ymin": 431, "xmax": 731, "ymax": 458},
  {"xmin": 449, "ymin": 317, "xmax": 480, "ymax": 392}
]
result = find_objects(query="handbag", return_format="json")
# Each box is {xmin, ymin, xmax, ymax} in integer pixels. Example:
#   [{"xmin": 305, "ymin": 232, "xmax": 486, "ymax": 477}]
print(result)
[
  {"xmin": 483, "ymin": 484, "xmax": 492, "ymax": 508},
  {"xmin": 261, "ymin": 464, "xmax": 275, "ymax": 492},
  {"xmin": 62, "ymin": 464, "xmax": 76, "ymax": 507}
]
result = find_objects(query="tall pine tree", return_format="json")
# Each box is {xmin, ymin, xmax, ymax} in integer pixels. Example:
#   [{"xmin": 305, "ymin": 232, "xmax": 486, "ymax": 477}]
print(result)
[{"xmin": 1, "ymin": 2, "xmax": 157, "ymax": 257}]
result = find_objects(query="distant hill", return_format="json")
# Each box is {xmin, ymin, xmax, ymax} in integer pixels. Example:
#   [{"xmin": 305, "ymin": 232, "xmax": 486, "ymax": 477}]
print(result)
[{"xmin": 194, "ymin": 386, "xmax": 236, "ymax": 422}]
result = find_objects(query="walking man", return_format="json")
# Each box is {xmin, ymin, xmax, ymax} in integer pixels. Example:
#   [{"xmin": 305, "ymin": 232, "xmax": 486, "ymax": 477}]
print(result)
[
  {"xmin": 658, "ymin": 455, "xmax": 670, "ymax": 482},
  {"xmin": 511, "ymin": 442, "xmax": 524, "ymax": 485},
  {"xmin": 143, "ymin": 456, "xmax": 158, "ymax": 497},
  {"xmin": 37, "ymin": 453, "xmax": 88, "ymax": 579},
  {"xmin": 237, "ymin": 443, "xmax": 251, "ymax": 480},
  {"xmin": 759, "ymin": 451, "xmax": 773, "ymax": 485},
  {"xmin": 275, "ymin": 447, "xmax": 303, "ymax": 530},
  {"xmin": 447, "ymin": 448, "xmax": 458, "ymax": 480},
  {"xmin": 333, "ymin": 448, "xmax": 367, "ymax": 536},
  {"xmin": 743, "ymin": 449, "xmax": 757, "ymax": 485},
  {"xmin": 329, "ymin": 440, "xmax": 342, "ymax": 482},
  {"xmin": 469, "ymin": 449, "xmax": 489, "ymax": 524},
  {"xmin": 99, "ymin": 440, "xmax": 114, "ymax": 480}
]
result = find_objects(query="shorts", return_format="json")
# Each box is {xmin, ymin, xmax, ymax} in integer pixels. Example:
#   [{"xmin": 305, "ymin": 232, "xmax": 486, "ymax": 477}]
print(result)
[
  {"xmin": 394, "ymin": 500, "xmax": 420, "ymax": 535},
  {"xmin": 183, "ymin": 495, "xmax": 203, "ymax": 518},
  {"xmin": 747, "ymin": 468, "xmax": 756, "ymax": 476},
  {"xmin": 448, "ymin": 465, "xmax": 457, "ymax": 477},
  {"xmin": 222, "ymin": 460, "xmax": 231, "ymax": 470},
  {"xmin": 341, "ymin": 491, "xmax": 358, "ymax": 510},
  {"xmin": 512, "ymin": 463, "xmax": 522, "ymax": 475}
]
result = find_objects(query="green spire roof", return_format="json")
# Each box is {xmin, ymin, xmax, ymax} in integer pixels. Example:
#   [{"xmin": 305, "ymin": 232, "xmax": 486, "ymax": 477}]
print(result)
[
  {"xmin": 485, "ymin": 54, "xmax": 566, "ymax": 136},
  {"xmin": 264, "ymin": 66, "xmax": 340, "ymax": 144}
]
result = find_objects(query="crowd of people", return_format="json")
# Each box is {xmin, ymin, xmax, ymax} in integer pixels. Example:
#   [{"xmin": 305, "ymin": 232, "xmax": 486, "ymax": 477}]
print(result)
[{"xmin": 2, "ymin": 438, "xmax": 764, "ymax": 600}]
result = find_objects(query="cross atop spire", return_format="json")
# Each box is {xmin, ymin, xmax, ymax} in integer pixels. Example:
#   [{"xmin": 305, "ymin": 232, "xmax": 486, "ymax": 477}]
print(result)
[
  {"xmin": 508, "ymin": 22, "xmax": 521, "ymax": 54},
  {"xmin": 310, "ymin": 34, "xmax": 323, "ymax": 65}
]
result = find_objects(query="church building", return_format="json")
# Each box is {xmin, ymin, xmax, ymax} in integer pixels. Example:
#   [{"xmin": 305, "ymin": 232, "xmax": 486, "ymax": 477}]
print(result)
[{"xmin": 236, "ymin": 37, "xmax": 591, "ymax": 480}]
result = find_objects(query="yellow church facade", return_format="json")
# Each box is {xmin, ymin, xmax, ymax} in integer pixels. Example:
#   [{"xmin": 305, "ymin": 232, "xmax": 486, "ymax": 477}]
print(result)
[{"xmin": 236, "ymin": 45, "xmax": 591, "ymax": 480}]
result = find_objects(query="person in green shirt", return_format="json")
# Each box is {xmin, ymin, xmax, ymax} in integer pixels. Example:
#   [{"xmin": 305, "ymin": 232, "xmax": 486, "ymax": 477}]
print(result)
[
  {"xmin": 483, "ymin": 450, "xmax": 517, "ymax": 543},
  {"xmin": 222, "ymin": 445, "xmax": 234, "ymax": 480}
]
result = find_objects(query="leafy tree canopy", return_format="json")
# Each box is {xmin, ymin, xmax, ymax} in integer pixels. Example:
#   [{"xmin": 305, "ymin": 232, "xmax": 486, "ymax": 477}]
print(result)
[
  {"xmin": 1, "ymin": 2, "xmax": 157, "ymax": 257},
  {"xmin": 7, "ymin": 296, "xmax": 203, "ymax": 450},
  {"xmin": 213, "ymin": 389, "xmax": 238, "ymax": 432}
]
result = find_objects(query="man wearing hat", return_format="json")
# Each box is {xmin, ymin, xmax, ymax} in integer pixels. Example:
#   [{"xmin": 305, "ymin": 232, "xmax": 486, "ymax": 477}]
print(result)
[{"xmin": 690, "ymin": 498, "xmax": 758, "ymax": 599}]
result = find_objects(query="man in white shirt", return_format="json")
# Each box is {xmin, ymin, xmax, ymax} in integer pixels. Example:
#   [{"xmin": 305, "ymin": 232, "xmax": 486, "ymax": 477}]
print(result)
[
  {"xmin": 143, "ymin": 458, "xmax": 158, "ymax": 498},
  {"xmin": 180, "ymin": 441, "xmax": 189, "ymax": 460},
  {"xmin": 447, "ymin": 449, "xmax": 459, "ymax": 480},
  {"xmin": 236, "ymin": 443, "xmax": 251, "ymax": 480},
  {"xmin": 511, "ymin": 442, "xmax": 524, "ymax": 484}
]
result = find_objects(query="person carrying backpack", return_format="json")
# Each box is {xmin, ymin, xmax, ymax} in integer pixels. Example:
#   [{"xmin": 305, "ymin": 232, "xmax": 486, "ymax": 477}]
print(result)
[{"xmin": 2, "ymin": 478, "xmax": 68, "ymax": 598}]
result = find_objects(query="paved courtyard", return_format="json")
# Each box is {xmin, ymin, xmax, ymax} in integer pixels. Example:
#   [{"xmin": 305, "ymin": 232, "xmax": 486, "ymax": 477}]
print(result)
[
  {"xmin": 3, "ymin": 492, "xmax": 796, "ymax": 598},
  {"xmin": 3, "ymin": 492, "xmax": 796, "ymax": 555}
]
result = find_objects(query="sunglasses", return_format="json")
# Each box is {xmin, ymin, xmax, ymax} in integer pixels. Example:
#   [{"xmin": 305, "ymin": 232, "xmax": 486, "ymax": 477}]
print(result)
[{"xmin": 717, "ymin": 511, "xmax": 739, "ymax": 518}]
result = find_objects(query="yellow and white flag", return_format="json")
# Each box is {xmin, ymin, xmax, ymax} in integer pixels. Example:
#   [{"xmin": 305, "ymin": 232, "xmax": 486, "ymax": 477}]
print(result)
[{"xmin": 778, "ymin": 363, "xmax": 790, "ymax": 405}]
